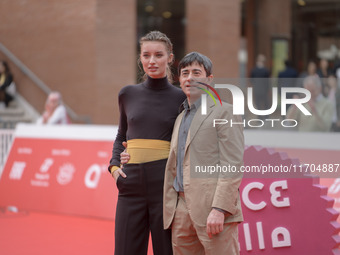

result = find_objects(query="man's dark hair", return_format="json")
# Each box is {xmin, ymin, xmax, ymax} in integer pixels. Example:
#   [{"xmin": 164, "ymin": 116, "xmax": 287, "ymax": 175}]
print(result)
[
  {"xmin": 178, "ymin": 52, "xmax": 213, "ymax": 77},
  {"xmin": 284, "ymin": 60, "xmax": 293, "ymax": 67}
]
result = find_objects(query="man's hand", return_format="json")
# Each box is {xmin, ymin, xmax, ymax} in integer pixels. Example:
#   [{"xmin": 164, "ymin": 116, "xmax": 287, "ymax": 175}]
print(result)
[
  {"xmin": 120, "ymin": 141, "xmax": 130, "ymax": 165},
  {"xmin": 206, "ymin": 208, "xmax": 226, "ymax": 238}
]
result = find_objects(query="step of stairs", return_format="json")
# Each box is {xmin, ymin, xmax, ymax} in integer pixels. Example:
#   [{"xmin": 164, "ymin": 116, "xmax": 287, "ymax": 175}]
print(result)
[{"xmin": 0, "ymin": 98, "xmax": 36, "ymax": 129}]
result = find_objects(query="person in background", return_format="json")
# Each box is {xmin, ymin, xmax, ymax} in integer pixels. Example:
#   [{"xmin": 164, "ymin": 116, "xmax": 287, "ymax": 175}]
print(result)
[
  {"xmin": 0, "ymin": 60, "xmax": 15, "ymax": 108},
  {"xmin": 317, "ymin": 58, "xmax": 332, "ymax": 79},
  {"xmin": 297, "ymin": 60, "xmax": 318, "ymax": 88},
  {"xmin": 327, "ymin": 74, "xmax": 340, "ymax": 131},
  {"xmin": 334, "ymin": 59, "xmax": 340, "ymax": 131},
  {"xmin": 278, "ymin": 60, "xmax": 298, "ymax": 80},
  {"xmin": 317, "ymin": 58, "xmax": 332, "ymax": 96},
  {"xmin": 334, "ymin": 58, "xmax": 340, "ymax": 79},
  {"xmin": 36, "ymin": 91, "xmax": 69, "ymax": 124},
  {"xmin": 278, "ymin": 59, "xmax": 298, "ymax": 111},
  {"xmin": 250, "ymin": 54, "xmax": 271, "ymax": 118},
  {"xmin": 286, "ymin": 75, "xmax": 334, "ymax": 132},
  {"xmin": 300, "ymin": 60, "xmax": 318, "ymax": 78},
  {"xmin": 108, "ymin": 31, "xmax": 186, "ymax": 255}
]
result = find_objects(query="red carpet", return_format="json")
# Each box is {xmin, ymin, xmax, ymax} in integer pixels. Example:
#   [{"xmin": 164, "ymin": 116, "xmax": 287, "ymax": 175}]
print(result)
[{"xmin": 0, "ymin": 209, "xmax": 154, "ymax": 255}]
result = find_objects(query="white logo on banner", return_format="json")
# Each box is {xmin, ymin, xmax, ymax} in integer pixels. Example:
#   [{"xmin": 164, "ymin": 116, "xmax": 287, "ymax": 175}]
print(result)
[
  {"xmin": 17, "ymin": 147, "xmax": 32, "ymax": 154},
  {"xmin": 9, "ymin": 162, "xmax": 26, "ymax": 180},
  {"xmin": 84, "ymin": 164, "xmax": 106, "ymax": 189},
  {"xmin": 31, "ymin": 158, "xmax": 54, "ymax": 187},
  {"xmin": 51, "ymin": 149, "xmax": 70, "ymax": 156},
  {"xmin": 57, "ymin": 163, "xmax": 75, "ymax": 185},
  {"xmin": 40, "ymin": 158, "xmax": 54, "ymax": 173},
  {"xmin": 85, "ymin": 164, "xmax": 101, "ymax": 189}
]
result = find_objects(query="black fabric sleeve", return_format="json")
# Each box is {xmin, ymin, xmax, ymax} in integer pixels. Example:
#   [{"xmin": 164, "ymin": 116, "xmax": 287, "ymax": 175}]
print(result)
[
  {"xmin": 108, "ymin": 89, "xmax": 127, "ymax": 172},
  {"xmin": 0, "ymin": 74, "xmax": 13, "ymax": 90}
]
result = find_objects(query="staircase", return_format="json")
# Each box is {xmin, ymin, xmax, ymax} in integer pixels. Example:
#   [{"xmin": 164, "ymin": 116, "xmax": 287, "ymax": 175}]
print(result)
[
  {"xmin": 0, "ymin": 95, "xmax": 38, "ymax": 129},
  {"xmin": 0, "ymin": 42, "xmax": 91, "ymax": 127}
]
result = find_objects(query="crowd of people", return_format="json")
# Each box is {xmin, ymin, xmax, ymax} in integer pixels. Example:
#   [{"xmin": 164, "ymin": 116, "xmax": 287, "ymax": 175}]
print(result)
[{"xmin": 250, "ymin": 55, "xmax": 340, "ymax": 132}]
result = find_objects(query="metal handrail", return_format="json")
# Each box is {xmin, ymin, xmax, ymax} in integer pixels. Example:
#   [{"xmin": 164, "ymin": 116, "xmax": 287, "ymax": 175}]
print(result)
[
  {"xmin": 0, "ymin": 129, "xmax": 14, "ymax": 178},
  {"xmin": 0, "ymin": 42, "xmax": 92, "ymax": 124}
]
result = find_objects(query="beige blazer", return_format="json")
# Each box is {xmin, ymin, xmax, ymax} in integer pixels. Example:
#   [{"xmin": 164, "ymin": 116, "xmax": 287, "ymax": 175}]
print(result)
[{"xmin": 163, "ymin": 97, "xmax": 244, "ymax": 228}]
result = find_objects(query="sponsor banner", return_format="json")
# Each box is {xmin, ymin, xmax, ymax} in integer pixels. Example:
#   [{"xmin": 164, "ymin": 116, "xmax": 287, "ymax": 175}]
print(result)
[{"xmin": 0, "ymin": 124, "xmax": 117, "ymax": 219}]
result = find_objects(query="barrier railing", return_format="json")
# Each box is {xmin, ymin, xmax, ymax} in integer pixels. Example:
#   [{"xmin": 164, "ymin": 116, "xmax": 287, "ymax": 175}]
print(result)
[{"xmin": 0, "ymin": 129, "xmax": 14, "ymax": 178}]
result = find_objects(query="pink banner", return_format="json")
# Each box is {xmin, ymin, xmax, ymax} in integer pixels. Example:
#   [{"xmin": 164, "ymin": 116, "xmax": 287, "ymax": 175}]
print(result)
[{"xmin": 0, "ymin": 137, "xmax": 117, "ymax": 219}]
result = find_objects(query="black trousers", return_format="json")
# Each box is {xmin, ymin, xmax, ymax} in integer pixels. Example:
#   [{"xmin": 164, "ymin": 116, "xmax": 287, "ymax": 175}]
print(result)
[
  {"xmin": 0, "ymin": 90, "xmax": 13, "ymax": 107},
  {"xmin": 114, "ymin": 159, "xmax": 172, "ymax": 255}
]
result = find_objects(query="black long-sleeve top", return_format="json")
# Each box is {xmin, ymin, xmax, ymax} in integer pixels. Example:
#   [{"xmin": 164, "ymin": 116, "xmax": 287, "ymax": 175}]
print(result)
[
  {"xmin": 0, "ymin": 73, "xmax": 13, "ymax": 91},
  {"xmin": 109, "ymin": 76, "xmax": 186, "ymax": 171}
]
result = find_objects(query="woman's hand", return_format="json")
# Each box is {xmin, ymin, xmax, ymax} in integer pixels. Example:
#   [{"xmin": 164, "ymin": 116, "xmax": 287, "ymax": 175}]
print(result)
[{"xmin": 112, "ymin": 168, "xmax": 127, "ymax": 182}]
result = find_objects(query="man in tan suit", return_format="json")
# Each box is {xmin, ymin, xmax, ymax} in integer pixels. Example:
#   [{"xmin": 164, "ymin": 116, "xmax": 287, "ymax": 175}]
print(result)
[{"xmin": 163, "ymin": 52, "xmax": 244, "ymax": 254}]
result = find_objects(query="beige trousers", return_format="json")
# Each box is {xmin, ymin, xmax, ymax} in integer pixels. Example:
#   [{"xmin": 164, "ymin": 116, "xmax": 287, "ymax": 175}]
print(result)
[{"xmin": 171, "ymin": 195, "xmax": 239, "ymax": 255}]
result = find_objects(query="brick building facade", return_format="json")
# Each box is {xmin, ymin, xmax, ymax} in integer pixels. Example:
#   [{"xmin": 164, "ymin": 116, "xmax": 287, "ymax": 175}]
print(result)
[{"xmin": 1, "ymin": 0, "xmax": 339, "ymax": 124}]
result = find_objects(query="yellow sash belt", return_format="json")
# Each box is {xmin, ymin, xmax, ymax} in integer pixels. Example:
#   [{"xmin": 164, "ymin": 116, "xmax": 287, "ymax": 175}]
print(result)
[
  {"xmin": 110, "ymin": 139, "xmax": 170, "ymax": 173},
  {"xmin": 126, "ymin": 139, "xmax": 170, "ymax": 164}
]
